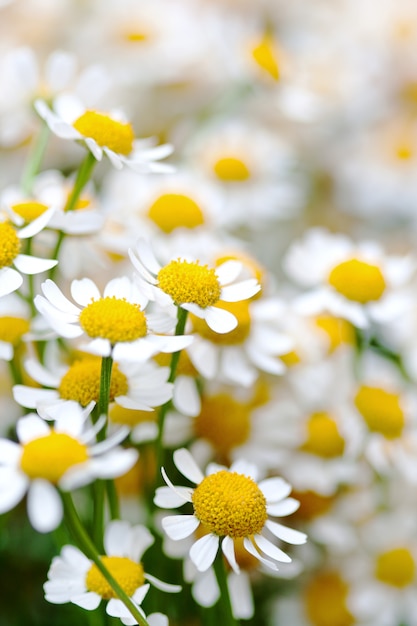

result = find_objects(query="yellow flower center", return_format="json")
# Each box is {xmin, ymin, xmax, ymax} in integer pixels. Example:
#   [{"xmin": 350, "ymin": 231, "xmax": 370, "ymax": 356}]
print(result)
[
  {"xmin": 20, "ymin": 431, "xmax": 89, "ymax": 483},
  {"xmin": 11, "ymin": 201, "xmax": 49, "ymax": 222},
  {"xmin": 79, "ymin": 297, "xmax": 147, "ymax": 344},
  {"xmin": 109, "ymin": 404, "xmax": 157, "ymax": 428},
  {"xmin": 280, "ymin": 350, "xmax": 301, "ymax": 367},
  {"xmin": 375, "ymin": 547, "xmax": 415, "ymax": 587},
  {"xmin": 251, "ymin": 33, "xmax": 280, "ymax": 81},
  {"xmin": 73, "ymin": 110, "xmax": 135, "ymax": 155},
  {"xmin": 0, "ymin": 316, "xmax": 30, "ymax": 345},
  {"xmin": 0, "ymin": 222, "xmax": 21, "ymax": 268},
  {"xmin": 124, "ymin": 31, "xmax": 149, "ymax": 43},
  {"xmin": 213, "ymin": 157, "xmax": 251, "ymax": 182},
  {"xmin": 157, "ymin": 260, "xmax": 221, "ymax": 307},
  {"xmin": 191, "ymin": 301, "xmax": 251, "ymax": 345},
  {"xmin": 192, "ymin": 471, "xmax": 267, "ymax": 538},
  {"xmin": 327, "ymin": 258, "xmax": 386, "ymax": 304},
  {"xmin": 315, "ymin": 315, "xmax": 355, "ymax": 352},
  {"xmin": 194, "ymin": 393, "xmax": 251, "ymax": 456},
  {"xmin": 154, "ymin": 350, "xmax": 198, "ymax": 377},
  {"xmin": 301, "ymin": 412, "xmax": 345, "ymax": 458},
  {"xmin": 354, "ymin": 385, "xmax": 405, "ymax": 439},
  {"xmin": 395, "ymin": 142, "xmax": 413, "ymax": 160},
  {"xmin": 86, "ymin": 556, "xmax": 145, "ymax": 599},
  {"xmin": 291, "ymin": 489, "xmax": 335, "ymax": 521},
  {"xmin": 304, "ymin": 571, "xmax": 354, "ymax": 626},
  {"xmin": 147, "ymin": 193, "xmax": 205, "ymax": 233},
  {"xmin": 59, "ymin": 358, "xmax": 128, "ymax": 406}
]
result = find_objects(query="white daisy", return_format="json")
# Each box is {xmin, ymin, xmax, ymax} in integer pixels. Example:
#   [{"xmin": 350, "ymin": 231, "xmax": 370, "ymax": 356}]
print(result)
[
  {"xmin": 0, "ymin": 405, "xmax": 138, "ymax": 532},
  {"xmin": 34, "ymin": 275, "xmax": 193, "ymax": 360},
  {"xmin": 44, "ymin": 519, "xmax": 178, "ymax": 626},
  {"xmin": 129, "ymin": 239, "xmax": 261, "ymax": 334},
  {"xmin": 154, "ymin": 448, "xmax": 307, "ymax": 573},
  {"xmin": 34, "ymin": 95, "xmax": 174, "ymax": 173},
  {"xmin": 0, "ymin": 213, "xmax": 57, "ymax": 298}
]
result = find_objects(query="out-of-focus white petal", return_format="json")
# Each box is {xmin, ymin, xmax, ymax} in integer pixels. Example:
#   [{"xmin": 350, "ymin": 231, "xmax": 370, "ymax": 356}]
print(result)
[
  {"xmin": 27, "ymin": 480, "xmax": 63, "ymax": 533},
  {"xmin": 174, "ymin": 448, "xmax": 204, "ymax": 484}
]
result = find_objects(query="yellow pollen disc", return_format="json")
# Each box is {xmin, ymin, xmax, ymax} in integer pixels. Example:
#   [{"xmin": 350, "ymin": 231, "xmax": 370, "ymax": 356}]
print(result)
[
  {"xmin": 109, "ymin": 403, "xmax": 157, "ymax": 427},
  {"xmin": 86, "ymin": 556, "xmax": 145, "ymax": 599},
  {"xmin": 375, "ymin": 547, "xmax": 415, "ymax": 587},
  {"xmin": 194, "ymin": 394, "xmax": 251, "ymax": 456},
  {"xmin": 124, "ymin": 31, "xmax": 149, "ymax": 42},
  {"xmin": 354, "ymin": 385, "xmax": 405, "ymax": 439},
  {"xmin": 395, "ymin": 142, "xmax": 413, "ymax": 160},
  {"xmin": 280, "ymin": 350, "xmax": 301, "ymax": 367},
  {"xmin": 73, "ymin": 110, "xmax": 134, "ymax": 155},
  {"xmin": 0, "ymin": 316, "xmax": 30, "ymax": 345},
  {"xmin": 291, "ymin": 490, "xmax": 335, "ymax": 521},
  {"xmin": 154, "ymin": 350, "xmax": 198, "ymax": 377},
  {"xmin": 213, "ymin": 157, "xmax": 251, "ymax": 182},
  {"xmin": 301, "ymin": 412, "xmax": 345, "ymax": 458},
  {"xmin": 147, "ymin": 193, "xmax": 205, "ymax": 233},
  {"xmin": 0, "ymin": 222, "xmax": 21, "ymax": 268},
  {"xmin": 20, "ymin": 431, "xmax": 89, "ymax": 483},
  {"xmin": 192, "ymin": 471, "xmax": 267, "ymax": 538},
  {"xmin": 157, "ymin": 260, "xmax": 221, "ymax": 307},
  {"xmin": 59, "ymin": 358, "xmax": 128, "ymax": 406},
  {"xmin": 327, "ymin": 258, "xmax": 386, "ymax": 304},
  {"xmin": 304, "ymin": 571, "xmax": 354, "ymax": 626},
  {"xmin": 315, "ymin": 315, "xmax": 355, "ymax": 352},
  {"xmin": 65, "ymin": 189, "xmax": 92, "ymax": 212},
  {"xmin": 12, "ymin": 201, "xmax": 49, "ymax": 222},
  {"xmin": 251, "ymin": 34, "xmax": 280, "ymax": 81},
  {"xmin": 79, "ymin": 297, "xmax": 147, "ymax": 344},
  {"xmin": 191, "ymin": 300, "xmax": 251, "ymax": 345}
]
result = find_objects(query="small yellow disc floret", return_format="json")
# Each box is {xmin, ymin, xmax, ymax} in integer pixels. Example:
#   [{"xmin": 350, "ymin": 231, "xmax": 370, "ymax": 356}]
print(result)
[
  {"xmin": 79, "ymin": 297, "xmax": 147, "ymax": 344},
  {"xmin": 213, "ymin": 157, "xmax": 251, "ymax": 182},
  {"xmin": 20, "ymin": 431, "xmax": 89, "ymax": 483},
  {"xmin": 354, "ymin": 385, "xmax": 405, "ymax": 439},
  {"xmin": 12, "ymin": 201, "xmax": 49, "ymax": 222},
  {"xmin": 157, "ymin": 260, "xmax": 221, "ymax": 307},
  {"xmin": 375, "ymin": 547, "xmax": 415, "ymax": 587},
  {"xmin": 59, "ymin": 358, "xmax": 128, "ymax": 406},
  {"xmin": 73, "ymin": 110, "xmax": 134, "ymax": 155},
  {"xmin": 86, "ymin": 556, "xmax": 145, "ymax": 599},
  {"xmin": 328, "ymin": 258, "xmax": 386, "ymax": 303},
  {"xmin": 0, "ymin": 316, "xmax": 30, "ymax": 345},
  {"xmin": 301, "ymin": 412, "xmax": 345, "ymax": 458},
  {"xmin": 0, "ymin": 222, "xmax": 21, "ymax": 268},
  {"xmin": 192, "ymin": 471, "xmax": 267, "ymax": 538},
  {"xmin": 251, "ymin": 34, "xmax": 280, "ymax": 81},
  {"xmin": 194, "ymin": 394, "xmax": 251, "ymax": 455},
  {"xmin": 147, "ymin": 193, "xmax": 205, "ymax": 233},
  {"xmin": 304, "ymin": 571, "xmax": 354, "ymax": 626}
]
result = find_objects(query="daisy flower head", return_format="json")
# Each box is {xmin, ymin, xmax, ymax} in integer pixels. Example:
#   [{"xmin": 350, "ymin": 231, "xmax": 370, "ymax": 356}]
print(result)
[
  {"xmin": 44, "ymin": 519, "xmax": 179, "ymax": 625},
  {"xmin": 154, "ymin": 448, "xmax": 307, "ymax": 573},
  {"xmin": 129, "ymin": 239, "xmax": 261, "ymax": 334},
  {"xmin": 34, "ymin": 275, "xmax": 193, "ymax": 360},
  {"xmin": 284, "ymin": 227, "xmax": 415, "ymax": 328},
  {"xmin": 0, "ymin": 405, "xmax": 138, "ymax": 532},
  {"xmin": 34, "ymin": 94, "xmax": 174, "ymax": 173}
]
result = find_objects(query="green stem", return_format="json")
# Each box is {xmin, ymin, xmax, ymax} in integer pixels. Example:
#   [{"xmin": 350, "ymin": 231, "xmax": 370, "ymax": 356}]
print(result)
[
  {"xmin": 61, "ymin": 492, "xmax": 150, "ymax": 626},
  {"xmin": 21, "ymin": 123, "xmax": 50, "ymax": 195},
  {"xmin": 65, "ymin": 151, "xmax": 96, "ymax": 213},
  {"xmin": 97, "ymin": 354, "xmax": 114, "ymax": 436},
  {"xmin": 106, "ymin": 480, "xmax": 120, "ymax": 520},
  {"xmin": 213, "ymin": 553, "xmax": 239, "ymax": 626}
]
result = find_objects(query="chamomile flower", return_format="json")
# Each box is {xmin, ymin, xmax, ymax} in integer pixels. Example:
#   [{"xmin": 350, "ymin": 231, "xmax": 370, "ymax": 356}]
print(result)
[
  {"xmin": 284, "ymin": 228, "xmax": 415, "ymax": 328},
  {"xmin": 129, "ymin": 240, "xmax": 260, "ymax": 334},
  {"xmin": 44, "ymin": 519, "xmax": 179, "ymax": 625},
  {"xmin": 34, "ymin": 95, "xmax": 174, "ymax": 173},
  {"xmin": 34, "ymin": 275, "xmax": 193, "ymax": 360},
  {"xmin": 154, "ymin": 448, "xmax": 307, "ymax": 573},
  {"xmin": 0, "ymin": 405, "xmax": 138, "ymax": 532},
  {"xmin": 0, "ymin": 213, "xmax": 57, "ymax": 298}
]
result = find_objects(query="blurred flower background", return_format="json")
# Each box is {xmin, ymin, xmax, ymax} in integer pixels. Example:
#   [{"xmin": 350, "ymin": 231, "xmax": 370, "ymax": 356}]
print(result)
[{"xmin": 1, "ymin": 0, "xmax": 417, "ymax": 625}]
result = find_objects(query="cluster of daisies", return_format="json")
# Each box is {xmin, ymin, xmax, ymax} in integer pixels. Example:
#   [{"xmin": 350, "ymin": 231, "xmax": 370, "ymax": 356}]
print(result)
[{"xmin": 2, "ymin": 1, "xmax": 417, "ymax": 626}]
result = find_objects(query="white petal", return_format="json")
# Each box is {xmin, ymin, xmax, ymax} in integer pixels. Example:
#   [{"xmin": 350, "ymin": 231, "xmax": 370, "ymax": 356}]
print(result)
[
  {"xmin": 0, "ymin": 267, "xmax": 22, "ymax": 297},
  {"xmin": 221, "ymin": 348, "xmax": 257, "ymax": 386},
  {"xmin": 220, "ymin": 279, "xmax": 260, "ymax": 302},
  {"xmin": 267, "ymin": 498, "xmax": 300, "ymax": 517},
  {"xmin": 189, "ymin": 533, "xmax": 219, "ymax": 572},
  {"xmin": 134, "ymin": 239, "xmax": 161, "ymax": 275},
  {"xmin": 154, "ymin": 485, "xmax": 192, "ymax": 508},
  {"xmin": 259, "ymin": 477, "xmax": 292, "ymax": 503},
  {"xmin": 104, "ymin": 147, "xmax": 124, "ymax": 168},
  {"xmin": 144, "ymin": 573, "xmax": 181, "ymax": 593},
  {"xmin": 148, "ymin": 613, "xmax": 169, "ymax": 626},
  {"xmin": 129, "ymin": 525, "xmax": 155, "ymax": 562},
  {"xmin": 174, "ymin": 448, "xmax": 204, "ymax": 484},
  {"xmin": 204, "ymin": 307, "xmax": 237, "ymax": 334},
  {"xmin": 159, "ymin": 467, "xmax": 193, "ymax": 503},
  {"xmin": 0, "ymin": 439, "xmax": 21, "ymax": 465},
  {"xmin": 215, "ymin": 260, "xmax": 243, "ymax": 285},
  {"xmin": 41, "ymin": 279, "xmax": 81, "ymax": 315},
  {"xmin": 88, "ymin": 448, "xmax": 139, "ymax": 479},
  {"xmin": 17, "ymin": 414, "xmax": 50, "ymax": 442},
  {"xmin": 85, "ymin": 137, "xmax": 102, "ymax": 160},
  {"xmin": 173, "ymin": 375, "xmax": 201, "ymax": 417},
  {"xmin": 162, "ymin": 514, "xmax": 200, "ymax": 540},
  {"xmin": 265, "ymin": 520, "xmax": 307, "ymax": 545},
  {"xmin": 24, "ymin": 358, "xmax": 61, "ymax": 387},
  {"xmin": 0, "ymin": 469, "xmax": 27, "ymax": 512},
  {"xmin": 70, "ymin": 278, "xmax": 100, "ymax": 306},
  {"xmin": 13, "ymin": 386, "xmax": 58, "ymax": 409},
  {"xmin": 104, "ymin": 520, "xmax": 132, "ymax": 556},
  {"xmin": 71, "ymin": 592, "xmax": 101, "ymax": 610},
  {"xmin": 191, "ymin": 568, "xmax": 219, "ymax": 607},
  {"xmin": 27, "ymin": 480, "xmax": 63, "ymax": 532},
  {"xmin": 14, "ymin": 254, "xmax": 58, "ymax": 274},
  {"xmin": 242, "ymin": 537, "xmax": 278, "ymax": 571},
  {"xmin": 17, "ymin": 206, "xmax": 55, "ymax": 238},
  {"xmin": 0, "ymin": 341, "xmax": 12, "ymax": 360},
  {"xmin": 253, "ymin": 534, "xmax": 292, "ymax": 563},
  {"xmin": 228, "ymin": 572, "xmax": 254, "ymax": 619},
  {"xmin": 221, "ymin": 536, "xmax": 239, "ymax": 574}
]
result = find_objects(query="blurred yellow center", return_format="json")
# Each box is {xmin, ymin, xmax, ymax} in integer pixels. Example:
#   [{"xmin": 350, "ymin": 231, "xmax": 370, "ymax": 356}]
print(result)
[
  {"xmin": 302, "ymin": 412, "xmax": 345, "ymax": 458},
  {"xmin": 328, "ymin": 258, "xmax": 386, "ymax": 303},
  {"xmin": 375, "ymin": 547, "xmax": 415, "ymax": 587},
  {"xmin": 109, "ymin": 404, "xmax": 156, "ymax": 427},
  {"xmin": 191, "ymin": 300, "xmax": 251, "ymax": 345},
  {"xmin": 192, "ymin": 471, "xmax": 267, "ymax": 538},
  {"xmin": 280, "ymin": 350, "xmax": 301, "ymax": 367},
  {"xmin": 79, "ymin": 297, "xmax": 147, "ymax": 343},
  {"xmin": 315, "ymin": 315, "xmax": 355, "ymax": 352},
  {"xmin": 304, "ymin": 571, "xmax": 354, "ymax": 626},
  {"xmin": 291, "ymin": 489, "xmax": 335, "ymax": 521},
  {"xmin": 20, "ymin": 431, "xmax": 89, "ymax": 483},
  {"xmin": 232, "ymin": 536, "xmax": 259, "ymax": 571},
  {"xmin": 194, "ymin": 393, "xmax": 251, "ymax": 455},
  {"xmin": 12, "ymin": 201, "xmax": 49, "ymax": 222},
  {"xmin": 251, "ymin": 34, "xmax": 280, "ymax": 80},
  {"xmin": 0, "ymin": 316, "xmax": 29, "ymax": 345},
  {"xmin": 73, "ymin": 110, "xmax": 134, "ymax": 155},
  {"xmin": 213, "ymin": 157, "xmax": 251, "ymax": 182},
  {"xmin": 86, "ymin": 556, "xmax": 145, "ymax": 599},
  {"xmin": 59, "ymin": 358, "xmax": 128, "ymax": 406},
  {"xmin": 395, "ymin": 142, "xmax": 413, "ymax": 160},
  {"xmin": 147, "ymin": 193, "xmax": 205, "ymax": 233},
  {"xmin": 0, "ymin": 222, "xmax": 21, "ymax": 268},
  {"xmin": 354, "ymin": 385, "xmax": 404, "ymax": 439},
  {"xmin": 154, "ymin": 350, "xmax": 198, "ymax": 377},
  {"xmin": 157, "ymin": 260, "xmax": 221, "ymax": 307}
]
